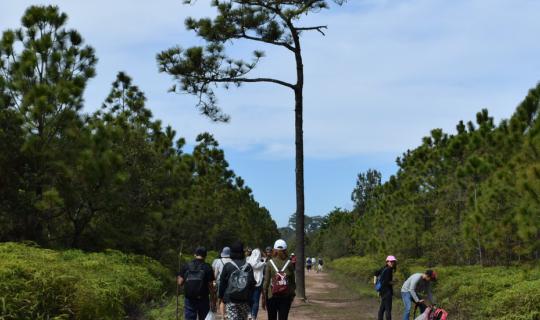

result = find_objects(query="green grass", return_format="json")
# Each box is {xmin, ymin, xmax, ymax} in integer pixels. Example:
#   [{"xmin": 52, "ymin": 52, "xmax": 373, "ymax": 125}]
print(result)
[
  {"xmin": 328, "ymin": 256, "xmax": 540, "ymax": 320},
  {"xmin": 0, "ymin": 242, "xmax": 171, "ymax": 320}
]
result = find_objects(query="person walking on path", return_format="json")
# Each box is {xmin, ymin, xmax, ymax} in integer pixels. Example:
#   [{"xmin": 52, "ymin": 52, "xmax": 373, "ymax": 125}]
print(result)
[
  {"xmin": 374, "ymin": 255, "xmax": 397, "ymax": 320},
  {"xmin": 212, "ymin": 247, "xmax": 232, "ymax": 305},
  {"xmin": 177, "ymin": 247, "xmax": 216, "ymax": 320},
  {"xmin": 306, "ymin": 257, "xmax": 312, "ymax": 273},
  {"xmin": 262, "ymin": 239, "xmax": 296, "ymax": 320},
  {"xmin": 247, "ymin": 248, "xmax": 266, "ymax": 320},
  {"xmin": 317, "ymin": 257, "xmax": 324, "ymax": 273},
  {"xmin": 290, "ymin": 253, "xmax": 297, "ymax": 269},
  {"xmin": 401, "ymin": 269, "xmax": 437, "ymax": 320},
  {"xmin": 219, "ymin": 241, "xmax": 256, "ymax": 320}
]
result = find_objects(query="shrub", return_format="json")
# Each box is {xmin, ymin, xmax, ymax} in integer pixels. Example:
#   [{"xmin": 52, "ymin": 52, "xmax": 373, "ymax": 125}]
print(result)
[{"xmin": 0, "ymin": 242, "xmax": 171, "ymax": 319}]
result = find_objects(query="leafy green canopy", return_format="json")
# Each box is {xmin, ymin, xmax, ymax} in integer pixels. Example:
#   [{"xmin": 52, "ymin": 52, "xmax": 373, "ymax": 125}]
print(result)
[{"xmin": 157, "ymin": 0, "xmax": 345, "ymax": 121}]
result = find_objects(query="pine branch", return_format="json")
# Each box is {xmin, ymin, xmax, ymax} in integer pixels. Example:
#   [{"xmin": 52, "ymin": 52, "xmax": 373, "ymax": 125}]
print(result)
[
  {"xmin": 296, "ymin": 25, "xmax": 328, "ymax": 35},
  {"xmin": 199, "ymin": 76, "xmax": 295, "ymax": 90},
  {"xmin": 236, "ymin": 32, "xmax": 296, "ymax": 51}
]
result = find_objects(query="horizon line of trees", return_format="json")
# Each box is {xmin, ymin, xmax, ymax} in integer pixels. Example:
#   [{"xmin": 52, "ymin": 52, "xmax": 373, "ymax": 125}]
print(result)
[
  {"xmin": 310, "ymin": 83, "xmax": 540, "ymax": 265},
  {"xmin": 0, "ymin": 5, "xmax": 279, "ymax": 271}
]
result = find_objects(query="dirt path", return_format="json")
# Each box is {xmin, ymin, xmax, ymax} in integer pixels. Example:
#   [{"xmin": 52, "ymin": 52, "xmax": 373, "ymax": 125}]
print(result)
[{"xmin": 257, "ymin": 270, "xmax": 382, "ymax": 320}]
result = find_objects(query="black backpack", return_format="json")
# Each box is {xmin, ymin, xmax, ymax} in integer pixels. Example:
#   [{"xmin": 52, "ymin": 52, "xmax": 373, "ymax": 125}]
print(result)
[
  {"xmin": 225, "ymin": 261, "xmax": 252, "ymax": 301},
  {"xmin": 184, "ymin": 262, "xmax": 206, "ymax": 299}
]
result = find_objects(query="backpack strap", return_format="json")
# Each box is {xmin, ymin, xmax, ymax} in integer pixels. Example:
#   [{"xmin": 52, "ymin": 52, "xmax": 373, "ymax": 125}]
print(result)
[
  {"xmin": 269, "ymin": 259, "xmax": 279, "ymax": 272},
  {"xmin": 229, "ymin": 260, "xmax": 249, "ymax": 271},
  {"xmin": 281, "ymin": 260, "xmax": 291, "ymax": 272},
  {"xmin": 229, "ymin": 260, "xmax": 240, "ymax": 270}
]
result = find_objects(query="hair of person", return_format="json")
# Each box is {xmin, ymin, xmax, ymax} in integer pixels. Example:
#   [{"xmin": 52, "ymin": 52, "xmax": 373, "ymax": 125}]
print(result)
[{"xmin": 273, "ymin": 249, "xmax": 288, "ymax": 259}]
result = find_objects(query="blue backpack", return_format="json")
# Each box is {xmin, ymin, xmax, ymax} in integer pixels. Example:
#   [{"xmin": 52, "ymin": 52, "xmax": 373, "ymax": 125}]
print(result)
[{"xmin": 375, "ymin": 267, "xmax": 389, "ymax": 292}]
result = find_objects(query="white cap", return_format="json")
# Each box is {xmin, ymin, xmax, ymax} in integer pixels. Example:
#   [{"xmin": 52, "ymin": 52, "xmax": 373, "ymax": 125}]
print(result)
[{"xmin": 274, "ymin": 239, "xmax": 287, "ymax": 250}]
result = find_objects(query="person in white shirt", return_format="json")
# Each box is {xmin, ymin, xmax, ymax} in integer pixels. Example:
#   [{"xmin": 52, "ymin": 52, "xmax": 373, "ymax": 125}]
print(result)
[
  {"xmin": 212, "ymin": 247, "xmax": 232, "ymax": 296},
  {"xmin": 247, "ymin": 248, "xmax": 266, "ymax": 320},
  {"xmin": 401, "ymin": 270, "xmax": 437, "ymax": 320}
]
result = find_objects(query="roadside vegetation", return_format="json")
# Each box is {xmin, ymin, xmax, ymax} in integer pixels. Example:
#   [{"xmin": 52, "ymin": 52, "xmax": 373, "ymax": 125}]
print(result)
[
  {"xmin": 0, "ymin": 242, "xmax": 171, "ymax": 320},
  {"xmin": 329, "ymin": 256, "xmax": 540, "ymax": 320}
]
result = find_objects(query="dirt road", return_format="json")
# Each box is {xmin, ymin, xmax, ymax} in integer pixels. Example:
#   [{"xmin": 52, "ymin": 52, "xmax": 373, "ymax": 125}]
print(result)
[{"xmin": 257, "ymin": 270, "xmax": 383, "ymax": 320}]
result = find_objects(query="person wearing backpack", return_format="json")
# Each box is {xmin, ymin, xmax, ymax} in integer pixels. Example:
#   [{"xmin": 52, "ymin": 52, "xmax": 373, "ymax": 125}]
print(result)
[
  {"xmin": 212, "ymin": 246, "xmax": 232, "ymax": 305},
  {"xmin": 218, "ymin": 241, "xmax": 256, "ymax": 320},
  {"xmin": 262, "ymin": 239, "xmax": 296, "ymax": 320},
  {"xmin": 247, "ymin": 248, "xmax": 266, "ymax": 320},
  {"xmin": 177, "ymin": 247, "xmax": 216, "ymax": 320},
  {"xmin": 401, "ymin": 269, "xmax": 437, "ymax": 320},
  {"xmin": 306, "ymin": 257, "xmax": 312, "ymax": 273},
  {"xmin": 317, "ymin": 257, "xmax": 324, "ymax": 273},
  {"xmin": 374, "ymin": 255, "xmax": 397, "ymax": 320}
]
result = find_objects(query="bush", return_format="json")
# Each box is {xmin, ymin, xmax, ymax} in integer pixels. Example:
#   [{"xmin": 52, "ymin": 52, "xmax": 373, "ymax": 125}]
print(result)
[
  {"xmin": 329, "ymin": 256, "xmax": 540, "ymax": 320},
  {"xmin": 0, "ymin": 242, "xmax": 171, "ymax": 320}
]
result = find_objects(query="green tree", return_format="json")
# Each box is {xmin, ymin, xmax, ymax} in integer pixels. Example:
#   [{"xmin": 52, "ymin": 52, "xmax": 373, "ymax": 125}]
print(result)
[
  {"xmin": 351, "ymin": 169, "xmax": 382, "ymax": 216},
  {"xmin": 0, "ymin": 5, "xmax": 97, "ymax": 243},
  {"xmin": 157, "ymin": 0, "xmax": 346, "ymax": 297}
]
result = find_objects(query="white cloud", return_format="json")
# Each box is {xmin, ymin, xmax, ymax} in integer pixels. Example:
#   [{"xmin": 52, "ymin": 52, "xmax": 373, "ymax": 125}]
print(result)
[{"xmin": 2, "ymin": 0, "xmax": 540, "ymax": 159}]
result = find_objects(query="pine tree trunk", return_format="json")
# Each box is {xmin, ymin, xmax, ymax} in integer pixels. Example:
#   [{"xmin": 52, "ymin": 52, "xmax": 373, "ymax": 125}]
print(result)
[
  {"xmin": 293, "ymin": 35, "xmax": 306, "ymax": 300},
  {"xmin": 294, "ymin": 86, "xmax": 305, "ymax": 300}
]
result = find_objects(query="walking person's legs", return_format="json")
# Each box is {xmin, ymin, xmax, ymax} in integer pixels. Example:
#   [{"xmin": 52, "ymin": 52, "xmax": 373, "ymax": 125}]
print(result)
[
  {"xmin": 196, "ymin": 296, "xmax": 211, "ymax": 320},
  {"xmin": 184, "ymin": 298, "xmax": 198, "ymax": 320},
  {"xmin": 266, "ymin": 298, "xmax": 278, "ymax": 320},
  {"xmin": 378, "ymin": 295, "xmax": 386, "ymax": 320},
  {"xmin": 276, "ymin": 296, "xmax": 293, "ymax": 320},
  {"xmin": 384, "ymin": 292, "xmax": 392, "ymax": 320},
  {"xmin": 226, "ymin": 302, "xmax": 250, "ymax": 320},
  {"xmin": 401, "ymin": 292, "xmax": 412, "ymax": 320},
  {"xmin": 250, "ymin": 286, "xmax": 262, "ymax": 319}
]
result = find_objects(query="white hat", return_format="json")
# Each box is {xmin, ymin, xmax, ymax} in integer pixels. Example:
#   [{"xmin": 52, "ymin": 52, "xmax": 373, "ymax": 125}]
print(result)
[{"xmin": 274, "ymin": 239, "xmax": 287, "ymax": 250}]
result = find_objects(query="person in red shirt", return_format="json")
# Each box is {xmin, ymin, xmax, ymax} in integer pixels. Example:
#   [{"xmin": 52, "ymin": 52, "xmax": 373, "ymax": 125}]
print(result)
[{"xmin": 289, "ymin": 253, "xmax": 297, "ymax": 268}]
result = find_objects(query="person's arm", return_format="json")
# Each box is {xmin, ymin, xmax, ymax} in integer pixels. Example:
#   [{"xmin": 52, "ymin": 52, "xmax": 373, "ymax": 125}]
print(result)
[
  {"xmin": 262, "ymin": 261, "xmax": 271, "ymax": 309},
  {"xmin": 408, "ymin": 274, "xmax": 422, "ymax": 303},
  {"xmin": 207, "ymin": 266, "xmax": 217, "ymax": 310},
  {"xmin": 177, "ymin": 265, "xmax": 187, "ymax": 286},
  {"xmin": 218, "ymin": 265, "xmax": 228, "ymax": 299},
  {"xmin": 373, "ymin": 268, "xmax": 381, "ymax": 284},
  {"xmin": 289, "ymin": 262, "xmax": 296, "ymax": 297}
]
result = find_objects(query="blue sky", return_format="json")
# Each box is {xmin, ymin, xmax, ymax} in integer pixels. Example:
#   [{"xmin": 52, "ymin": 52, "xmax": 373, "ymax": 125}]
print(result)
[{"xmin": 2, "ymin": 0, "xmax": 540, "ymax": 226}]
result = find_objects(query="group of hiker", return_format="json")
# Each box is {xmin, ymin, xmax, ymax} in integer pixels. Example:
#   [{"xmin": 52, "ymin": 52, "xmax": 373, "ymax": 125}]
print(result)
[
  {"xmin": 305, "ymin": 256, "xmax": 324, "ymax": 273},
  {"xmin": 176, "ymin": 239, "xmax": 296, "ymax": 320},
  {"xmin": 177, "ymin": 243, "xmax": 440, "ymax": 320},
  {"xmin": 374, "ymin": 255, "xmax": 441, "ymax": 320}
]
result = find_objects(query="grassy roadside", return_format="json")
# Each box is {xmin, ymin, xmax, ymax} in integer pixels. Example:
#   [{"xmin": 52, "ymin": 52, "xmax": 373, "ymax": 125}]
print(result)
[{"xmin": 0, "ymin": 242, "xmax": 172, "ymax": 320}]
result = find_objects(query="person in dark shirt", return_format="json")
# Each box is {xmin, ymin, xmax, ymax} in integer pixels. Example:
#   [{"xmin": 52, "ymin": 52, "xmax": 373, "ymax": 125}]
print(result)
[
  {"xmin": 177, "ymin": 247, "xmax": 216, "ymax": 320},
  {"xmin": 374, "ymin": 255, "xmax": 397, "ymax": 320},
  {"xmin": 219, "ymin": 241, "xmax": 256, "ymax": 320}
]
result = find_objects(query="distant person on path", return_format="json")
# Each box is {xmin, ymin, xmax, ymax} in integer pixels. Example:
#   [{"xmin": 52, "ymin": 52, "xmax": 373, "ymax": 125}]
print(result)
[
  {"xmin": 247, "ymin": 248, "xmax": 266, "ymax": 320},
  {"xmin": 212, "ymin": 247, "xmax": 232, "ymax": 300},
  {"xmin": 317, "ymin": 257, "xmax": 324, "ymax": 273},
  {"xmin": 262, "ymin": 239, "xmax": 296, "ymax": 320},
  {"xmin": 219, "ymin": 241, "xmax": 256, "ymax": 320},
  {"xmin": 374, "ymin": 255, "xmax": 397, "ymax": 320},
  {"xmin": 401, "ymin": 269, "xmax": 437, "ymax": 320},
  {"xmin": 306, "ymin": 257, "xmax": 312, "ymax": 272},
  {"xmin": 177, "ymin": 247, "xmax": 216, "ymax": 320},
  {"xmin": 290, "ymin": 253, "xmax": 297, "ymax": 268}
]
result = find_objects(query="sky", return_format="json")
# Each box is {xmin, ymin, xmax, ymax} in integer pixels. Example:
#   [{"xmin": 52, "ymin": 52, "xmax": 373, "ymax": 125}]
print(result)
[{"xmin": 2, "ymin": 0, "xmax": 540, "ymax": 227}]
